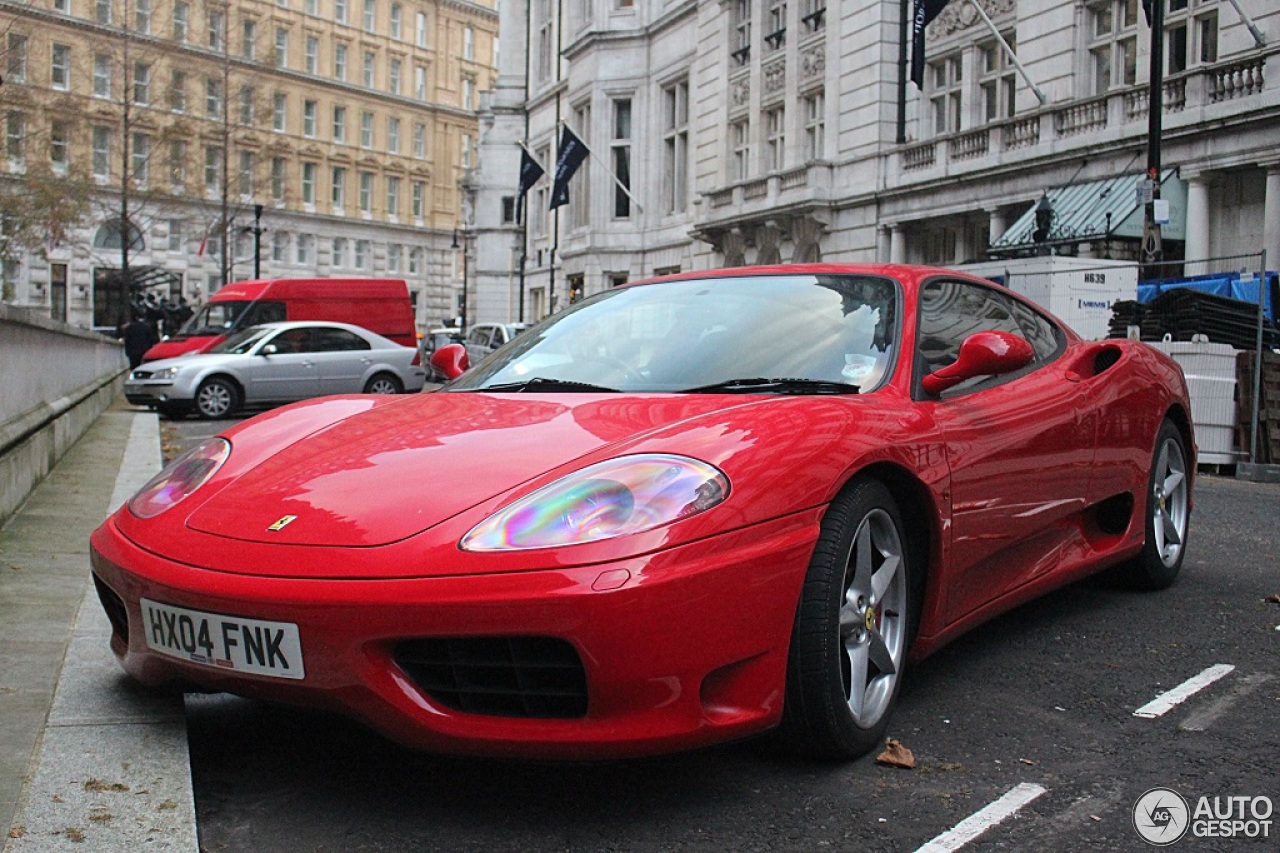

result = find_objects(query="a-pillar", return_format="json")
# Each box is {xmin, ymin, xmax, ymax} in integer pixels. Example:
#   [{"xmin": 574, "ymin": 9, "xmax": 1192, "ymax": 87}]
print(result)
[{"xmin": 1183, "ymin": 172, "xmax": 1211, "ymax": 272}]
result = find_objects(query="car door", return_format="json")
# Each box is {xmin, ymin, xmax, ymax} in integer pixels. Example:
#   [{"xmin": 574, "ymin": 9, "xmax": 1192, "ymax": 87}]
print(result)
[
  {"xmin": 311, "ymin": 327, "xmax": 375, "ymax": 394},
  {"xmin": 914, "ymin": 278, "xmax": 1098, "ymax": 622},
  {"xmin": 240, "ymin": 328, "xmax": 321, "ymax": 403}
]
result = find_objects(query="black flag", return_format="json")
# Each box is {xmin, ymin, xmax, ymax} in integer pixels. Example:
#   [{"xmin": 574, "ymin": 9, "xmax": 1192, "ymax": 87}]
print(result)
[
  {"xmin": 910, "ymin": 0, "xmax": 951, "ymax": 89},
  {"xmin": 1141, "ymin": 0, "xmax": 1153, "ymax": 25},
  {"xmin": 516, "ymin": 147, "xmax": 544, "ymax": 220},
  {"xmin": 549, "ymin": 125, "xmax": 589, "ymax": 210}
]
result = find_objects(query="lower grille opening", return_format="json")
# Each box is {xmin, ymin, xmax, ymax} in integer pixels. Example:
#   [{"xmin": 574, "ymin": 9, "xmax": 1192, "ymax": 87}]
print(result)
[
  {"xmin": 394, "ymin": 636, "xmax": 588, "ymax": 719},
  {"xmin": 93, "ymin": 574, "xmax": 130, "ymax": 644}
]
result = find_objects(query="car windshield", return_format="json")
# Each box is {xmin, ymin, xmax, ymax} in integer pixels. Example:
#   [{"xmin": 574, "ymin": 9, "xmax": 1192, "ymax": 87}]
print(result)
[
  {"xmin": 448, "ymin": 273, "xmax": 899, "ymax": 394},
  {"xmin": 208, "ymin": 326, "xmax": 275, "ymax": 354}
]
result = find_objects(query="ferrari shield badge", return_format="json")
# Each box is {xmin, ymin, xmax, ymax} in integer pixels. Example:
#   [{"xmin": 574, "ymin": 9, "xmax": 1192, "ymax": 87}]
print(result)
[{"xmin": 267, "ymin": 515, "xmax": 298, "ymax": 532}]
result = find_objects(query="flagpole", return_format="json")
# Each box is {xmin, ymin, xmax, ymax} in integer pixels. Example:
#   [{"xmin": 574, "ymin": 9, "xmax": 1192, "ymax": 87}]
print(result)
[
  {"xmin": 559, "ymin": 119, "xmax": 644, "ymax": 213},
  {"xmin": 966, "ymin": 0, "xmax": 1048, "ymax": 106}
]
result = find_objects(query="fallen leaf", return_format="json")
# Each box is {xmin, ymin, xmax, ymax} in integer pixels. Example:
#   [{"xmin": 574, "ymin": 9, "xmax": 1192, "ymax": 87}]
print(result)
[
  {"xmin": 876, "ymin": 738, "xmax": 916, "ymax": 769},
  {"xmin": 1019, "ymin": 758, "xmax": 1036, "ymax": 766},
  {"xmin": 8, "ymin": 826, "xmax": 26, "ymax": 839},
  {"xmin": 1089, "ymin": 814, "xmax": 1103, "ymax": 822},
  {"xmin": 1265, "ymin": 594, "xmax": 1280, "ymax": 604}
]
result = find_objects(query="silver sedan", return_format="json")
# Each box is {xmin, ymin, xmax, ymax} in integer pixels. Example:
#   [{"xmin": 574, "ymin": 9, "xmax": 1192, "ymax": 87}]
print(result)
[{"xmin": 124, "ymin": 321, "xmax": 427, "ymax": 419}]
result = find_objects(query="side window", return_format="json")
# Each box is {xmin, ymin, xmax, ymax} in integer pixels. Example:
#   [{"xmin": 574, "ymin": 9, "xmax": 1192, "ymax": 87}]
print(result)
[
  {"xmin": 245, "ymin": 300, "xmax": 287, "ymax": 324},
  {"xmin": 916, "ymin": 279, "xmax": 1048, "ymax": 396},
  {"xmin": 271, "ymin": 328, "xmax": 314, "ymax": 354},
  {"xmin": 467, "ymin": 326, "xmax": 492, "ymax": 347},
  {"xmin": 312, "ymin": 328, "xmax": 369, "ymax": 351}
]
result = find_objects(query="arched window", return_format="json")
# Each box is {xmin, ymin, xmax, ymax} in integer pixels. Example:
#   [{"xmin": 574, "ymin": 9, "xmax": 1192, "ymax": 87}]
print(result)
[{"xmin": 93, "ymin": 219, "xmax": 145, "ymax": 250}]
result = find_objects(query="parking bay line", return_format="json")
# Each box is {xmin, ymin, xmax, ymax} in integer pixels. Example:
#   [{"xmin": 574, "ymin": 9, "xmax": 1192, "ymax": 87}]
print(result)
[
  {"xmin": 1133, "ymin": 663, "xmax": 1235, "ymax": 719},
  {"xmin": 1178, "ymin": 672, "xmax": 1274, "ymax": 732},
  {"xmin": 914, "ymin": 782, "xmax": 1048, "ymax": 853}
]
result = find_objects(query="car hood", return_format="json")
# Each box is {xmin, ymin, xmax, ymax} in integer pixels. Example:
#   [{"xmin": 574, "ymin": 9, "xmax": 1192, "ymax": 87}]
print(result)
[
  {"xmin": 142, "ymin": 336, "xmax": 218, "ymax": 362},
  {"xmin": 129, "ymin": 351, "xmax": 222, "ymax": 374},
  {"xmin": 183, "ymin": 392, "xmax": 771, "ymax": 549}
]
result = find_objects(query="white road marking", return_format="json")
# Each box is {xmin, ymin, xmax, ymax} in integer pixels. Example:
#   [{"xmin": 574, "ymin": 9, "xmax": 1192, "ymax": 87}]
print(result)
[
  {"xmin": 914, "ymin": 782, "xmax": 1048, "ymax": 853},
  {"xmin": 1178, "ymin": 672, "xmax": 1274, "ymax": 732},
  {"xmin": 1133, "ymin": 663, "xmax": 1235, "ymax": 718}
]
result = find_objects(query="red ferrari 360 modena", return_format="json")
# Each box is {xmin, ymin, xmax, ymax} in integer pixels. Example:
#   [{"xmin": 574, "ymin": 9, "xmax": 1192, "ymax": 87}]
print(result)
[{"xmin": 90, "ymin": 264, "xmax": 1193, "ymax": 760}]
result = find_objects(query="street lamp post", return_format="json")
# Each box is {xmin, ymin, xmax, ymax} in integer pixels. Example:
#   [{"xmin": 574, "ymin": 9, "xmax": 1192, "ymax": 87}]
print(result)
[
  {"xmin": 453, "ymin": 228, "xmax": 469, "ymax": 335},
  {"xmin": 241, "ymin": 203, "xmax": 265, "ymax": 279}
]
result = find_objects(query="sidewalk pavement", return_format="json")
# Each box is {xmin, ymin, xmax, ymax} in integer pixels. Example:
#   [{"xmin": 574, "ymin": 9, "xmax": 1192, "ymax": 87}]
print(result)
[{"xmin": 2, "ymin": 399, "xmax": 198, "ymax": 851}]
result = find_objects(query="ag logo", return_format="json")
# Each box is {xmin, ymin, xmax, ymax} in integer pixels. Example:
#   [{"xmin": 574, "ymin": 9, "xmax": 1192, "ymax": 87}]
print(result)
[{"xmin": 1134, "ymin": 787, "xmax": 1190, "ymax": 845}]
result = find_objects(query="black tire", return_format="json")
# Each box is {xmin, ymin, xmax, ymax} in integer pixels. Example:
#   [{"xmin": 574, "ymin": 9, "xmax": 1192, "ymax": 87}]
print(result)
[
  {"xmin": 363, "ymin": 372, "xmax": 403, "ymax": 394},
  {"xmin": 1111, "ymin": 419, "xmax": 1191, "ymax": 590},
  {"xmin": 777, "ymin": 478, "xmax": 917, "ymax": 760},
  {"xmin": 194, "ymin": 376, "xmax": 241, "ymax": 420}
]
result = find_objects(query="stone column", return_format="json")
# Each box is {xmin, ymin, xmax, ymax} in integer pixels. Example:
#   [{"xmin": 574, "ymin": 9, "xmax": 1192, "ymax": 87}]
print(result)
[
  {"xmin": 1264, "ymin": 164, "xmax": 1280, "ymax": 273},
  {"xmin": 987, "ymin": 208, "xmax": 1007, "ymax": 251},
  {"xmin": 889, "ymin": 225, "xmax": 906, "ymax": 264},
  {"xmin": 1184, "ymin": 172, "xmax": 1211, "ymax": 271}
]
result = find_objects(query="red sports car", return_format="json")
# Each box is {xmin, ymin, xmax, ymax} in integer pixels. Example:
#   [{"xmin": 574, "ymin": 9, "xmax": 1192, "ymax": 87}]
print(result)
[{"xmin": 90, "ymin": 264, "xmax": 1193, "ymax": 760}]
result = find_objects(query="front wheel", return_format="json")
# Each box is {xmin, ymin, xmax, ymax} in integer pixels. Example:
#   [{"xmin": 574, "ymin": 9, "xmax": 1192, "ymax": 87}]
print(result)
[
  {"xmin": 1112, "ymin": 419, "xmax": 1191, "ymax": 590},
  {"xmin": 194, "ymin": 377, "xmax": 241, "ymax": 420},
  {"xmin": 363, "ymin": 373, "xmax": 403, "ymax": 395},
  {"xmin": 777, "ymin": 478, "xmax": 917, "ymax": 760}
]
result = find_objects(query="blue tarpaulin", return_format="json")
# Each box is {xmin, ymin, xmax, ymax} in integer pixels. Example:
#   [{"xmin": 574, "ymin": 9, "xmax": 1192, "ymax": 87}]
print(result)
[{"xmin": 1137, "ymin": 272, "xmax": 1279, "ymax": 321}]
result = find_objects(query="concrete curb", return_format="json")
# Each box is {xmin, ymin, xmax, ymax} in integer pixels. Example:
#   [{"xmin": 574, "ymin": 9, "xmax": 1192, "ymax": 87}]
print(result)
[{"xmin": 5, "ymin": 412, "xmax": 198, "ymax": 852}]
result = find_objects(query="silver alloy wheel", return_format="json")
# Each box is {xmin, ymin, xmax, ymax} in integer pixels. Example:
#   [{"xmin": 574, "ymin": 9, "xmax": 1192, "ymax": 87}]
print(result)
[
  {"xmin": 1152, "ymin": 435, "xmax": 1189, "ymax": 568},
  {"xmin": 366, "ymin": 375, "xmax": 400, "ymax": 394},
  {"xmin": 196, "ymin": 381, "xmax": 233, "ymax": 418},
  {"xmin": 839, "ymin": 507, "xmax": 907, "ymax": 727}
]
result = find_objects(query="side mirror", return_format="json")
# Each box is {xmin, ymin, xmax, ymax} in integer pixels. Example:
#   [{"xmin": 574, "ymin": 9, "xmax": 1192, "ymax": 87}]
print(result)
[
  {"xmin": 921, "ymin": 330, "xmax": 1034, "ymax": 396},
  {"xmin": 261, "ymin": 343, "xmax": 279, "ymax": 356},
  {"xmin": 430, "ymin": 343, "xmax": 469, "ymax": 380}
]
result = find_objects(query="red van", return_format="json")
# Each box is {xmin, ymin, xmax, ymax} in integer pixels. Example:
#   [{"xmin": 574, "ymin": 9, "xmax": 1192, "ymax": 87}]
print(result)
[{"xmin": 142, "ymin": 278, "xmax": 417, "ymax": 362}]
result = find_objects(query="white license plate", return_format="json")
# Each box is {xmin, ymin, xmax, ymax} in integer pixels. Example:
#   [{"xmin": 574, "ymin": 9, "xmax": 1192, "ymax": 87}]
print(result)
[{"xmin": 141, "ymin": 599, "xmax": 305, "ymax": 680}]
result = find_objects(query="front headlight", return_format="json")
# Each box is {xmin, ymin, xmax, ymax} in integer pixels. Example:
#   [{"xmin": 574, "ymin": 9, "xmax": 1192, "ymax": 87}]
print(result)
[
  {"xmin": 151, "ymin": 366, "xmax": 180, "ymax": 380},
  {"xmin": 128, "ymin": 438, "xmax": 230, "ymax": 519},
  {"xmin": 460, "ymin": 454, "xmax": 730, "ymax": 552}
]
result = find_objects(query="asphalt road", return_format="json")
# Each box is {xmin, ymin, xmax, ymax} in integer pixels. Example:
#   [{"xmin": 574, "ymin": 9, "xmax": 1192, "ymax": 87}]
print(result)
[{"xmin": 160, "ymin": 415, "xmax": 1279, "ymax": 852}]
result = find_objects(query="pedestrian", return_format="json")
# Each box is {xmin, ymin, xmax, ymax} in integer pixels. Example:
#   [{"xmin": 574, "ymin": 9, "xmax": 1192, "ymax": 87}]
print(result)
[{"xmin": 123, "ymin": 315, "xmax": 157, "ymax": 368}]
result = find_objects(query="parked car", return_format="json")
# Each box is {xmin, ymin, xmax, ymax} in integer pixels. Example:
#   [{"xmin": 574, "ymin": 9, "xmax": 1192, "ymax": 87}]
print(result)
[
  {"xmin": 142, "ymin": 278, "xmax": 417, "ymax": 362},
  {"xmin": 125, "ymin": 321, "xmax": 426, "ymax": 419},
  {"xmin": 93, "ymin": 264, "xmax": 1192, "ymax": 761},
  {"xmin": 463, "ymin": 321, "xmax": 530, "ymax": 365}
]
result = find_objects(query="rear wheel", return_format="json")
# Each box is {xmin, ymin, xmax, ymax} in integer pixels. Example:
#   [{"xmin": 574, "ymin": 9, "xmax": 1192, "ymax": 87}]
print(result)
[
  {"xmin": 194, "ymin": 377, "xmax": 241, "ymax": 419},
  {"xmin": 778, "ymin": 478, "xmax": 916, "ymax": 760},
  {"xmin": 363, "ymin": 373, "xmax": 403, "ymax": 394},
  {"xmin": 1112, "ymin": 419, "xmax": 1190, "ymax": 590}
]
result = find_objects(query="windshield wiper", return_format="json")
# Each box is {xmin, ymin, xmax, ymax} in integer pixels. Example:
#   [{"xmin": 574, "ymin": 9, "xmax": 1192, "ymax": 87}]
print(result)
[
  {"xmin": 478, "ymin": 377, "xmax": 619, "ymax": 393},
  {"xmin": 679, "ymin": 377, "xmax": 860, "ymax": 395}
]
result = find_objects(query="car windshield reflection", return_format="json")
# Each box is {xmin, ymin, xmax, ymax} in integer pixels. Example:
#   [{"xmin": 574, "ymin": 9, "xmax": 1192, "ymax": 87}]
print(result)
[{"xmin": 448, "ymin": 273, "xmax": 899, "ymax": 394}]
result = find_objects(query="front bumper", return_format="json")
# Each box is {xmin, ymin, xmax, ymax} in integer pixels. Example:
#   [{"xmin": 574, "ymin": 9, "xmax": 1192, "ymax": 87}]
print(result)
[{"xmin": 90, "ymin": 509, "xmax": 820, "ymax": 759}]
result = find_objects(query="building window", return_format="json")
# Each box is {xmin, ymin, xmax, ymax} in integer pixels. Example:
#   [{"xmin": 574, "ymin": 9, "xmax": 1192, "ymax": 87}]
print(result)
[
  {"xmin": 800, "ymin": 0, "xmax": 826, "ymax": 33},
  {"xmin": 169, "ymin": 71, "xmax": 187, "ymax": 111},
  {"xmin": 463, "ymin": 77, "xmax": 475, "ymax": 110},
  {"xmin": 730, "ymin": 118, "xmax": 749, "ymax": 181},
  {"xmin": 5, "ymin": 34, "xmax": 27, "ymax": 84},
  {"xmin": 764, "ymin": 1, "xmax": 786, "ymax": 52},
  {"xmin": 305, "ymin": 36, "xmax": 319, "ymax": 74},
  {"xmin": 133, "ymin": 62, "xmax": 151, "ymax": 105},
  {"xmin": 206, "ymin": 78, "xmax": 223, "ymax": 118},
  {"xmin": 570, "ymin": 103, "xmax": 590, "ymax": 228},
  {"xmin": 238, "ymin": 150, "xmax": 254, "ymax": 196},
  {"xmin": 461, "ymin": 133, "xmax": 472, "ymax": 169},
  {"xmin": 5, "ymin": 112, "xmax": 25, "ymax": 166},
  {"xmin": 413, "ymin": 123, "xmax": 425, "ymax": 158},
  {"xmin": 135, "ymin": 0, "xmax": 152, "ymax": 33},
  {"xmin": 168, "ymin": 140, "xmax": 186, "ymax": 190},
  {"xmin": 536, "ymin": 0, "xmax": 552, "ymax": 82},
  {"xmin": 51, "ymin": 44, "xmax": 71, "ymax": 91},
  {"xmin": 238, "ymin": 85, "xmax": 255, "ymax": 125},
  {"xmin": 168, "ymin": 220, "xmax": 185, "ymax": 251},
  {"xmin": 93, "ymin": 54, "xmax": 112, "ymax": 99},
  {"xmin": 275, "ymin": 28, "xmax": 289, "ymax": 67},
  {"xmin": 414, "ymin": 65, "xmax": 426, "ymax": 100},
  {"xmin": 663, "ymin": 79, "xmax": 689, "ymax": 214},
  {"xmin": 272, "ymin": 230, "xmax": 289, "ymax": 262},
  {"xmin": 208, "ymin": 10, "xmax": 226, "ymax": 51},
  {"xmin": 132, "ymin": 133, "xmax": 150, "ymax": 186},
  {"xmin": 363, "ymin": 51, "xmax": 376, "ymax": 87},
  {"xmin": 50, "ymin": 121, "xmax": 69, "ymax": 173},
  {"xmin": 92, "ymin": 126, "xmax": 111, "ymax": 180},
  {"xmin": 273, "ymin": 93, "xmax": 287, "ymax": 131},
  {"xmin": 332, "ymin": 237, "xmax": 347, "ymax": 267},
  {"xmin": 389, "ymin": 3, "xmax": 402, "ymax": 39},
  {"xmin": 296, "ymin": 233, "xmax": 313, "ymax": 264},
  {"xmin": 1165, "ymin": 0, "xmax": 1218, "ymax": 73},
  {"xmin": 389, "ymin": 58, "xmax": 403, "ymax": 94},
  {"xmin": 331, "ymin": 166, "xmax": 346, "ymax": 210},
  {"xmin": 335, "ymin": 43, "xmax": 348, "ymax": 80},
  {"xmin": 204, "ymin": 146, "xmax": 223, "ymax": 195},
  {"xmin": 929, "ymin": 54, "xmax": 963, "ymax": 135},
  {"xmin": 359, "ymin": 171, "xmax": 373, "ymax": 213},
  {"xmin": 95, "ymin": 0, "xmax": 111, "ymax": 25},
  {"xmin": 463, "ymin": 25, "xmax": 474, "ymax": 60},
  {"xmin": 387, "ymin": 243, "xmax": 402, "ymax": 272},
  {"xmin": 386, "ymin": 175, "xmax": 400, "ymax": 218},
  {"xmin": 271, "ymin": 156, "xmax": 287, "ymax": 202},
  {"xmin": 301, "ymin": 161, "xmax": 317, "ymax": 204},
  {"xmin": 333, "ymin": 105, "xmax": 347, "ymax": 143},
  {"xmin": 355, "ymin": 239, "xmax": 370, "ymax": 269},
  {"xmin": 387, "ymin": 117, "xmax": 401, "ymax": 153},
  {"xmin": 611, "ymin": 98, "xmax": 632, "ymax": 218},
  {"xmin": 306, "ymin": 0, "xmax": 318, "ymax": 15},
  {"xmin": 411, "ymin": 181, "xmax": 424, "ymax": 219},
  {"xmin": 173, "ymin": 3, "xmax": 189, "ymax": 42},
  {"xmin": 765, "ymin": 105, "xmax": 785, "ymax": 171},
  {"xmin": 335, "ymin": 0, "xmax": 348, "ymax": 25},
  {"xmin": 360, "ymin": 111, "xmax": 374, "ymax": 147},
  {"xmin": 732, "ymin": 0, "xmax": 752, "ymax": 66},
  {"xmin": 1088, "ymin": 0, "xmax": 1139, "ymax": 95},
  {"xmin": 415, "ymin": 11, "xmax": 427, "ymax": 47},
  {"xmin": 803, "ymin": 88, "xmax": 824, "ymax": 160},
  {"xmin": 303, "ymin": 99, "xmax": 317, "ymax": 136},
  {"xmin": 242, "ymin": 19, "xmax": 257, "ymax": 59},
  {"xmin": 363, "ymin": 0, "xmax": 375, "ymax": 32},
  {"xmin": 980, "ymin": 36, "xmax": 1018, "ymax": 123}
]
